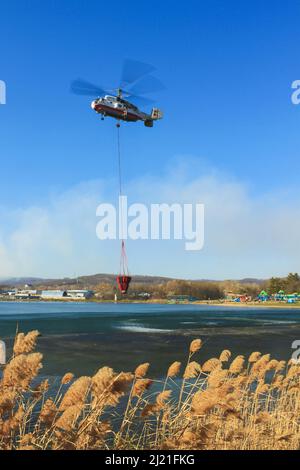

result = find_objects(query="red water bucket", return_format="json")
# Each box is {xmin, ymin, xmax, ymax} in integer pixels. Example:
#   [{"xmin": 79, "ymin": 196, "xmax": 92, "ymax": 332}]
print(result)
[{"xmin": 116, "ymin": 275, "xmax": 132, "ymax": 294}]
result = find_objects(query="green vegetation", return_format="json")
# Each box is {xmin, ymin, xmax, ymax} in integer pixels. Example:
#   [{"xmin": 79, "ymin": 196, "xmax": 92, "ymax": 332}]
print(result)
[{"xmin": 266, "ymin": 273, "xmax": 300, "ymax": 295}]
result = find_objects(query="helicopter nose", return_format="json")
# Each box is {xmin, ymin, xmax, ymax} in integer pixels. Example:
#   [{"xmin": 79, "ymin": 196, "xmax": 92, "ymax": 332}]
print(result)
[{"xmin": 91, "ymin": 100, "xmax": 96, "ymax": 110}]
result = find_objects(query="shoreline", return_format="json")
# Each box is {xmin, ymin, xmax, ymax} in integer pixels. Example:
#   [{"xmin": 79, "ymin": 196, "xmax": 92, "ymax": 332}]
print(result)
[
  {"xmin": 195, "ymin": 300, "xmax": 300, "ymax": 309},
  {"xmin": 0, "ymin": 297, "xmax": 300, "ymax": 309}
]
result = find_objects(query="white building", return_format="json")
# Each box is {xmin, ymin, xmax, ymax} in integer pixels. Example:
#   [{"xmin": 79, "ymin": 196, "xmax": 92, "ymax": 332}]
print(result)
[
  {"xmin": 15, "ymin": 289, "xmax": 38, "ymax": 299},
  {"xmin": 40, "ymin": 290, "xmax": 94, "ymax": 299},
  {"xmin": 66, "ymin": 290, "xmax": 94, "ymax": 299},
  {"xmin": 41, "ymin": 290, "xmax": 67, "ymax": 299}
]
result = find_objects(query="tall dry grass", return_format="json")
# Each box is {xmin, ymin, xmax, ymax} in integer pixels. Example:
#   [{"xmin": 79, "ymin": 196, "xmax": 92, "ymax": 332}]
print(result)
[{"xmin": 0, "ymin": 330, "xmax": 299, "ymax": 450}]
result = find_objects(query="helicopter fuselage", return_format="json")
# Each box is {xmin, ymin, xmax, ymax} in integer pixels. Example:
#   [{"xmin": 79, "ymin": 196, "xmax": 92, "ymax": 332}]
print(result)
[{"xmin": 91, "ymin": 95, "xmax": 162, "ymax": 127}]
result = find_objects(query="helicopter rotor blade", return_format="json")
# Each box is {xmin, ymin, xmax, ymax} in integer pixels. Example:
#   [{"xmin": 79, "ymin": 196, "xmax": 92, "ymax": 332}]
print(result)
[
  {"xmin": 71, "ymin": 60, "xmax": 164, "ymax": 108},
  {"xmin": 120, "ymin": 59, "xmax": 156, "ymax": 88},
  {"xmin": 126, "ymin": 75, "xmax": 165, "ymax": 95},
  {"xmin": 125, "ymin": 94, "xmax": 156, "ymax": 108},
  {"xmin": 71, "ymin": 79, "xmax": 108, "ymax": 97}
]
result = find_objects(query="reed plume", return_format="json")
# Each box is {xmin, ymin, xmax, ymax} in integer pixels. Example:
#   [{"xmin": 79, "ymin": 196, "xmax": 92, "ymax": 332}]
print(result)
[
  {"xmin": 59, "ymin": 376, "xmax": 91, "ymax": 410},
  {"xmin": 219, "ymin": 349, "xmax": 231, "ymax": 362},
  {"xmin": 132, "ymin": 378, "xmax": 152, "ymax": 397},
  {"xmin": 189, "ymin": 339, "xmax": 202, "ymax": 354},
  {"xmin": 134, "ymin": 363, "xmax": 150, "ymax": 378},
  {"xmin": 61, "ymin": 373, "xmax": 74, "ymax": 385},
  {"xmin": 202, "ymin": 358, "xmax": 221, "ymax": 373},
  {"xmin": 2, "ymin": 352, "xmax": 42, "ymax": 390},
  {"xmin": 13, "ymin": 331, "xmax": 40, "ymax": 355},
  {"xmin": 229, "ymin": 355, "xmax": 245, "ymax": 374},
  {"xmin": 167, "ymin": 361, "xmax": 181, "ymax": 378}
]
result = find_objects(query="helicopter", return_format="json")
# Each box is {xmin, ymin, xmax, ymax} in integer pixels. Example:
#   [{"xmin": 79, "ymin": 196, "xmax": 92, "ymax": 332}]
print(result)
[{"xmin": 71, "ymin": 59, "xmax": 164, "ymax": 127}]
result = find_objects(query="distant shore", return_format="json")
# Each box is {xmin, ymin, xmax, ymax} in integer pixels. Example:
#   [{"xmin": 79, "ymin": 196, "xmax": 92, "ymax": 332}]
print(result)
[{"xmin": 1, "ymin": 297, "xmax": 300, "ymax": 309}]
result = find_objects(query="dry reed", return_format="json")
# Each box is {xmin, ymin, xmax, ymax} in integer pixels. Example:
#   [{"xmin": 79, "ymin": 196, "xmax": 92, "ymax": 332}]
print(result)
[{"xmin": 0, "ymin": 331, "xmax": 299, "ymax": 450}]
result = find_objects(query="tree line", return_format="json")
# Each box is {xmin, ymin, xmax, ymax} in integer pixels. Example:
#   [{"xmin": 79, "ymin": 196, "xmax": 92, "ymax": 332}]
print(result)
[
  {"xmin": 94, "ymin": 273, "xmax": 300, "ymax": 300},
  {"xmin": 264, "ymin": 273, "xmax": 300, "ymax": 295}
]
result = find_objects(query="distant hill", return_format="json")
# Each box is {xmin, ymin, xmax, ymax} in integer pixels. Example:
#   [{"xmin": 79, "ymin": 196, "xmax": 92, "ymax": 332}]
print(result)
[
  {"xmin": 238, "ymin": 278, "xmax": 265, "ymax": 284},
  {"xmin": 0, "ymin": 274, "xmax": 174, "ymax": 288},
  {"xmin": 0, "ymin": 277, "xmax": 47, "ymax": 286},
  {"xmin": 0, "ymin": 274, "xmax": 265, "ymax": 289}
]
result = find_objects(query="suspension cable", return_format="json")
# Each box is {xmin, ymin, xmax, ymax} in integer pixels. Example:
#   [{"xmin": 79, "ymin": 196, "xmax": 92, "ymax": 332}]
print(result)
[
  {"xmin": 117, "ymin": 124, "xmax": 129, "ymax": 275},
  {"xmin": 117, "ymin": 124, "xmax": 122, "ymax": 197}
]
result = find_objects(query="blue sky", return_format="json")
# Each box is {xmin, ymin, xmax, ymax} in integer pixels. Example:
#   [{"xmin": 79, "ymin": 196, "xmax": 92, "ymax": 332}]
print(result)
[{"xmin": 0, "ymin": 0, "xmax": 300, "ymax": 279}]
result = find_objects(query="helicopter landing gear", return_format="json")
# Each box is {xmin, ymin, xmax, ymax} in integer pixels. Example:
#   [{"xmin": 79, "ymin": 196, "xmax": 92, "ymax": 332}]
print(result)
[
  {"xmin": 116, "ymin": 121, "xmax": 120, "ymax": 128},
  {"xmin": 101, "ymin": 116, "xmax": 104, "ymax": 121}
]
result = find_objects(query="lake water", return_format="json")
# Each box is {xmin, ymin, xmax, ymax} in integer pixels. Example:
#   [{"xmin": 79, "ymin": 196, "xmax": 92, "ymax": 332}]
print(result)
[{"xmin": 1, "ymin": 302, "xmax": 300, "ymax": 377}]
